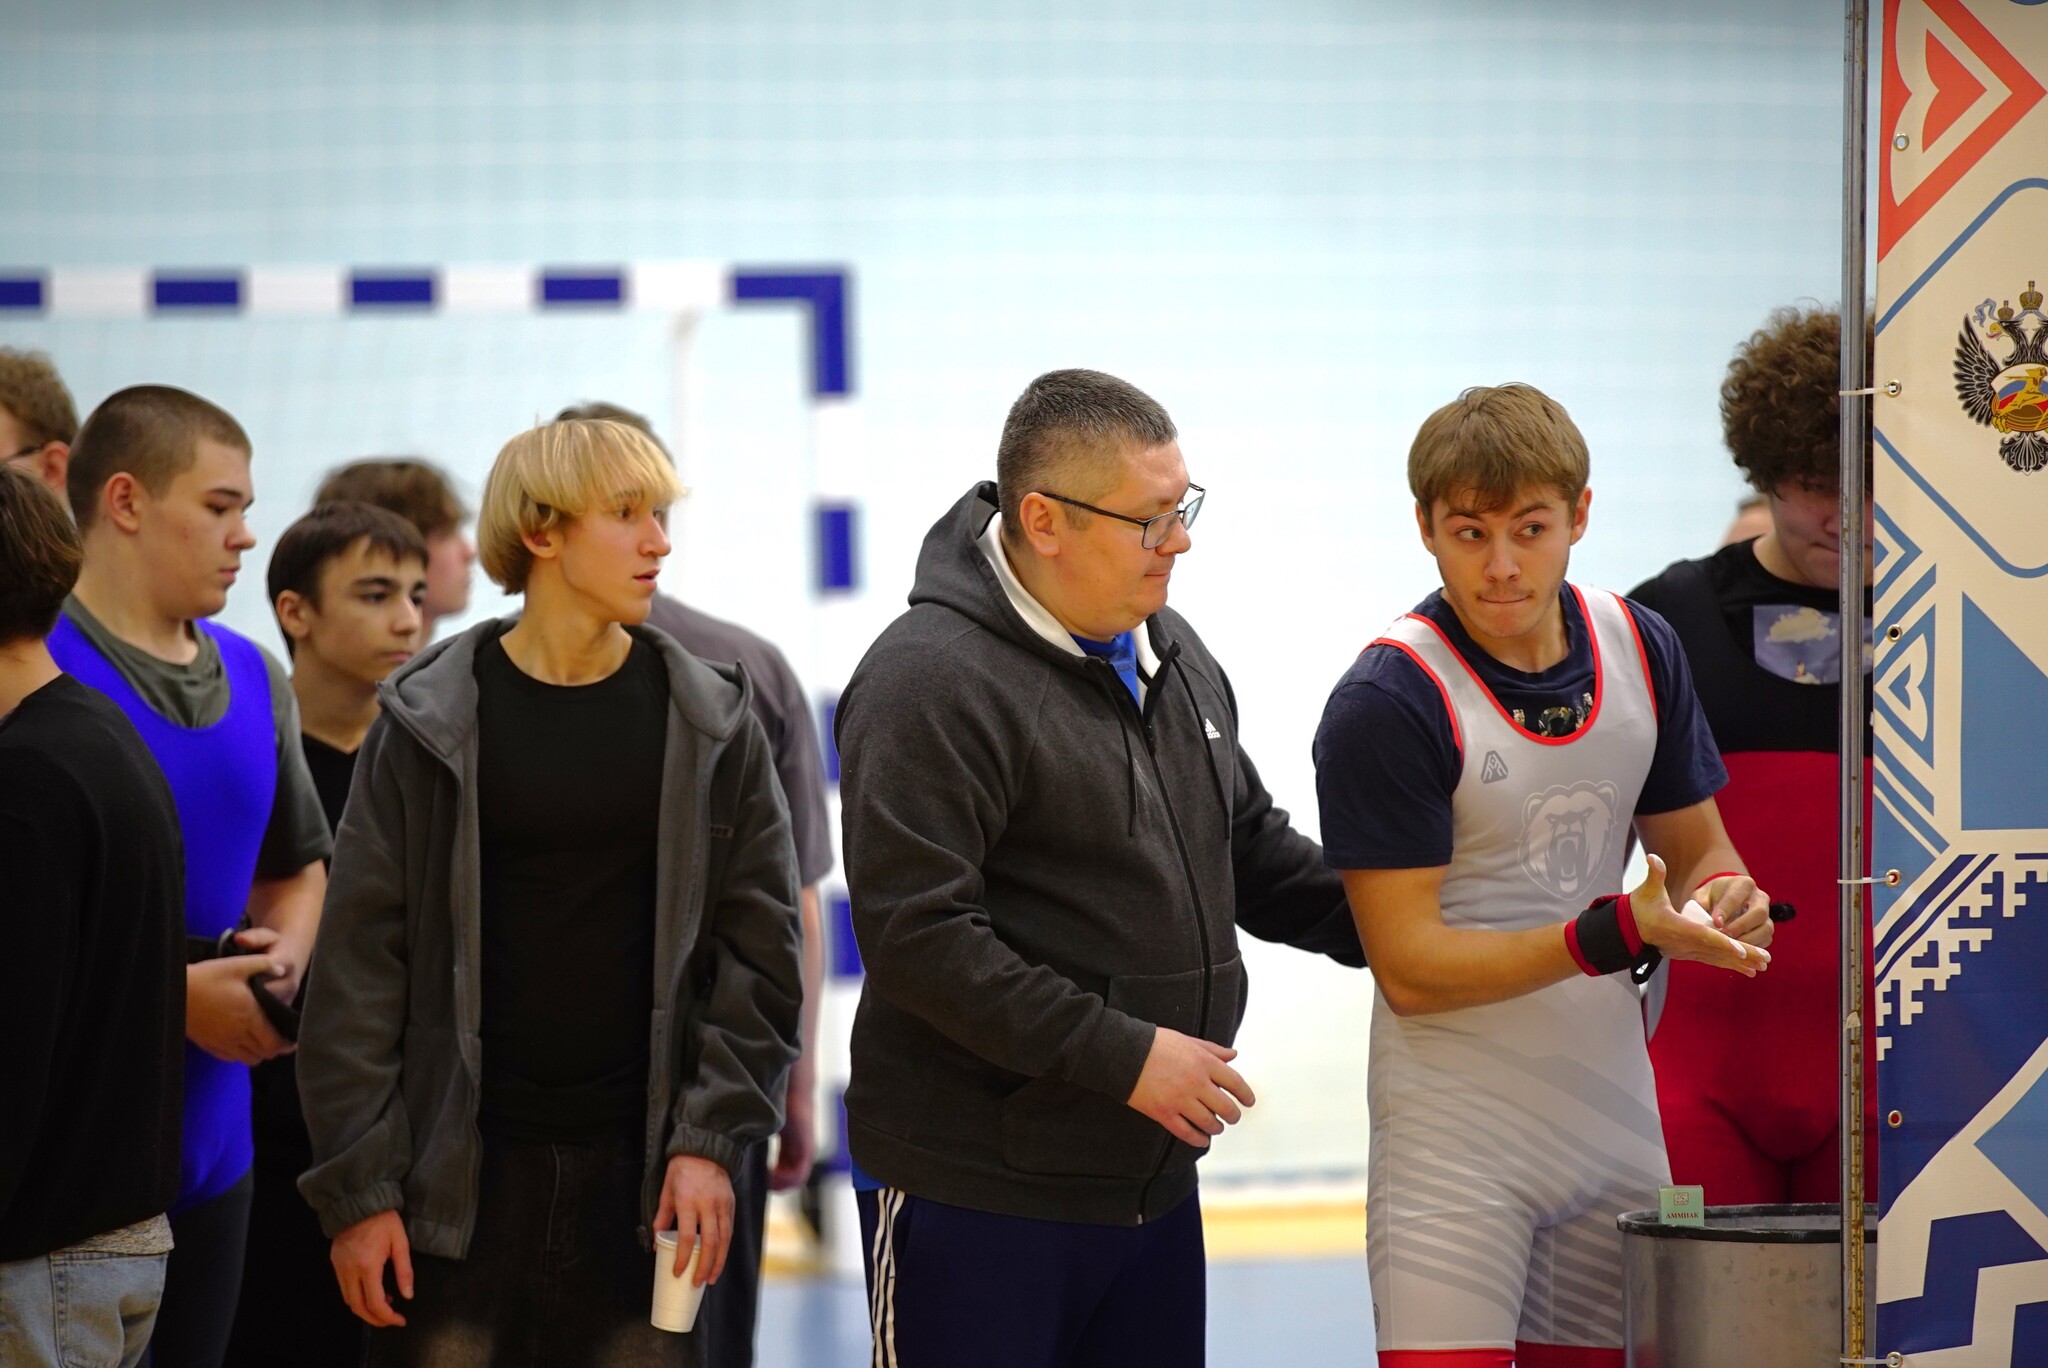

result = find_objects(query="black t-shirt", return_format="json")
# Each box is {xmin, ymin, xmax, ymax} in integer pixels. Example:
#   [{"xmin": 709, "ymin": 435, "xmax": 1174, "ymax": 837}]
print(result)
[
  {"xmin": 1314, "ymin": 588, "xmax": 1727, "ymax": 870},
  {"xmin": 301, "ymin": 733, "xmax": 358, "ymax": 836},
  {"xmin": 1629, "ymin": 539, "xmax": 1870, "ymax": 756},
  {"xmin": 0, "ymin": 675, "xmax": 186, "ymax": 1259},
  {"xmin": 475, "ymin": 636, "xmax": 669, "ymax": 1143}
]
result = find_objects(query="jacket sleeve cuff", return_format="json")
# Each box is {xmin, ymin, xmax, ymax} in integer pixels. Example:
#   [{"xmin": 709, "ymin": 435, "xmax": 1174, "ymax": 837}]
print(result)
[
  {"xmin": 664, "ymin": 1124, "xmax": 747, "ymax": 1178},
  {"xmin": 311, "ymin": 1181, "xmax": 405, "ymax": 1240},
  {"xmin": 1064, "ymin": 1008, "xmax": 1157, "ymax": 1103}
]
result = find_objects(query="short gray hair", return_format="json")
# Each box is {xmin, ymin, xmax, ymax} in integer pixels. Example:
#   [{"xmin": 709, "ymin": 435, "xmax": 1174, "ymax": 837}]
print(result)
[{"xmin": 996, "ymin": 369, "xmax": 1176, "ymax": 538}]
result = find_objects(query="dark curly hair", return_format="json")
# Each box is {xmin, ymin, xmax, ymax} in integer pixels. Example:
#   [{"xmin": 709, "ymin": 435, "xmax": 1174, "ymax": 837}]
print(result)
[{"xmin": 1720, "ymin": 305, "xmax": 1873, "ymax": 493}]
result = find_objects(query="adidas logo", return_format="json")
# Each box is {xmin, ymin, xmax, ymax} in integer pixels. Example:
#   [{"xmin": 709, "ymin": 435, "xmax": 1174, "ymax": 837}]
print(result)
[
  {"xmin": 1481, "ymin": 750, "xmax": 1510, "ymax": 784},
  {"xmin": 1203, "ymin": 717, "xmax": 1222, "ymax": 740}
]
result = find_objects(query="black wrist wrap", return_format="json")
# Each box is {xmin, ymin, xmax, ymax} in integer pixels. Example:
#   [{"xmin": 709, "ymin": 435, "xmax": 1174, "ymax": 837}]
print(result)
[{"xmin": 1567, "ymin": 894, "xmax": 1637, "ymax": 977}]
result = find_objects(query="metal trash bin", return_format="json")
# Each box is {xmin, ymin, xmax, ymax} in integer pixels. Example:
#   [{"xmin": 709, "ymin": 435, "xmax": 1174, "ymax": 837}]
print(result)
[{"xmin": 1619, "ymin": 1202, "xmax": 1876, "ymax": 1367}]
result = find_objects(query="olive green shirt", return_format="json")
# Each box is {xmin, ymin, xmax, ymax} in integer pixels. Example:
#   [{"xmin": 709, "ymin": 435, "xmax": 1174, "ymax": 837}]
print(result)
[{"xmin": 60, "ymin": 595, "xmax": 333, "ymax": 877}]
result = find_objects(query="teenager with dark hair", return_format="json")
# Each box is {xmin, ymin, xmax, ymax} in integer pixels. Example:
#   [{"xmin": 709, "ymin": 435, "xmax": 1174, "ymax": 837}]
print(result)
[
  {"xmin": 50, "ymin": 385, "xmax": 331, "ymax": 1368},
  {"xmin": 298, "ymin": 419, "xmax": 802, "ymax": 1368},
  {"xmin": 554, "ymin": 401, "xmax": 833, "ymax": 1368},
  {"xmin": 314, "ymin": 459, "xmax": 475, "ymax": 638},
  {"xmin": 1315, "ymin": 383, "xmax": 1775, "ymax": 1367},
  {"xmin": 1630, "ymin": 305, "xmax": 1877, "ymax": 1205},
  {"xmin": 224, "ymin": 501, "xmax": 429, "ymax": 1368},
  {"xmin": 0, "ymin": 467, "xmax": 186, "ymax": 1368}
]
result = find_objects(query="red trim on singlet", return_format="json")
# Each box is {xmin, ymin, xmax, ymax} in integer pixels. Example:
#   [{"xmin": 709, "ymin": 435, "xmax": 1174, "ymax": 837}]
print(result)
[
  {"xmin": 1618, "ymin": 598, "xmax": 1658, "ymax": 723},
  {"xmin": 1369, "ymin": 636, "xmax": 1464, "ymax": 764},
  {"xmin": 1515, "ymin": 1344, "xmax": 1624, "ymax": 1368},
  {"xmin": 1399, "ymin": 584, "xmax": 1606, "ymax": 747},
  {"xmin": 1378, "ymin": 1351, "xmax": 1514, "ymax": 1368}
]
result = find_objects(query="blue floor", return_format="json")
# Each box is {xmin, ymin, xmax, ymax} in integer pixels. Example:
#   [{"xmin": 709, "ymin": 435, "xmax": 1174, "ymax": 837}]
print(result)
[{"xmin": 758, "ymin": 1256, "xmax": 1375, "ymax": 1366}]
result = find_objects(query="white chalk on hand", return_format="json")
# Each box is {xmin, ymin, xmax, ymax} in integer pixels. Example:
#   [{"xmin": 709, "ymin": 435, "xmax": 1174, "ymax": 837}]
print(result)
[{"xmin": 1678, "ymin": 899, "xmax": 1715, "ymax": 928}]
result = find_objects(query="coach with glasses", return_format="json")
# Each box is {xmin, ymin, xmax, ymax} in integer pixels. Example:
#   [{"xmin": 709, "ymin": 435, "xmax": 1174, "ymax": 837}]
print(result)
[{"xmin": 835, "ymin": 368, "xmax": 1364, "ymax": 1368}]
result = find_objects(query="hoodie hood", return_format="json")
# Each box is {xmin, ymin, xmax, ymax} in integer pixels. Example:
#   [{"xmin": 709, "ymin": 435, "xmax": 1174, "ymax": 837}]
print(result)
[
  {"xmin": 376, "ymin": 615, "xmax": 751, "ymax": 763},
  {"xmin": 911, "ymin": 482, "xmax": 1178, "ymax": 671}
]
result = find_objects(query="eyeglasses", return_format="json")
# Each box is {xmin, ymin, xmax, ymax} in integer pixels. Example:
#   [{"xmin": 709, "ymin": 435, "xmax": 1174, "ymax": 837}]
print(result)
[
  {"xmin": 2, "ymin": 442, "xmax": 43, "ymax": 468},
  {"xmin": 1037, "ymin": 484, "xmax": 1205, "ymax": 549}
]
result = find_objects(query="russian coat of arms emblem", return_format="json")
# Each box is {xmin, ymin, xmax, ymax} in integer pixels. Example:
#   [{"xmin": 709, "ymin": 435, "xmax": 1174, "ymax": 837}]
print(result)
[{"xmin": 1954, "ymin": 279, "xmax": 2048, "ymax": 473}]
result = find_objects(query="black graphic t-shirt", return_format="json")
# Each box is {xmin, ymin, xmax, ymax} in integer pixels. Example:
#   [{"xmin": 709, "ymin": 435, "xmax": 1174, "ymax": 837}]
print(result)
[{"xmin": 1313, "ymin": 588, "xmax": 1725, "ymax": 871}]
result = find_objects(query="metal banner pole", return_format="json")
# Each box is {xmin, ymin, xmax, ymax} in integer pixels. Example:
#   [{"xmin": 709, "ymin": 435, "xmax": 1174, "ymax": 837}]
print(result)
[{"xmin": 1837, "ymin": 0, "xmax": 1872, "ymax": 1358}]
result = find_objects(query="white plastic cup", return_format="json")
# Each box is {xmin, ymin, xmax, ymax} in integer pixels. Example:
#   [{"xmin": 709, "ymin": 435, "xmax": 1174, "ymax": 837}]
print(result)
[{"xmin": 651, "ymin": 1230, "xmax": 705, "ymax": 1333}]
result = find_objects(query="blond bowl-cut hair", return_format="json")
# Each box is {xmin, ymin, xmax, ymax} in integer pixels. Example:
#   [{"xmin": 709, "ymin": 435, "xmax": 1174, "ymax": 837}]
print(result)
[
  {"xmin": 477, "ymin": 419, "xmax": 684, "ymax": 594},
  {"xmin": 1408, "ymin": 382, "xmax": 1590, "ymax": 519}
]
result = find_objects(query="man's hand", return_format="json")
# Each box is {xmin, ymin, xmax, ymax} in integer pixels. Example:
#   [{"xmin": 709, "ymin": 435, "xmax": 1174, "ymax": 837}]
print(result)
[
  {"xmin": 332, "ymin": 1209, "xmax": 412, "ymax": 1328},
  {"xmin": 186, "ymin": 954, "xmax": 294, "ymax": 1063},
  {"xmin": 1633, "ymin": 855, "xmax": 1772, "ymax": 977},
  {"xmin": 1693, "ymin": 871, "xmax": 1774, "ymax": 949},
  {"xmin": 655, "ymin": 1154, "xmax": 733, "ymax": 1288},
  {"xmin": 1126, "ymin": 1027, "xmax": 1256, "ymax": 1148},
  {"xmin": 768, "ymin": 1061, "xmax": 817, "ymax": 1192}
]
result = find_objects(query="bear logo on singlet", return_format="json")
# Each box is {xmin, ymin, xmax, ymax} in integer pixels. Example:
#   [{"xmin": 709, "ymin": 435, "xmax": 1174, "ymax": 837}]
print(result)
[{"xmin": 1519, "ymin": 780, "xmax": 1620, "ymax": 899}]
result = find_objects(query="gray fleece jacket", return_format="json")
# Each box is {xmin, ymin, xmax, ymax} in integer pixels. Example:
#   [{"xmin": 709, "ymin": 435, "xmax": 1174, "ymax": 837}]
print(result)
[
  {"xmin": 838, "ymin": 483, "xmax": 1364, "ymax": 1227},
  {"xmin": 296, "ymin": 619, "xmax": 803, "ymax": 1259}
]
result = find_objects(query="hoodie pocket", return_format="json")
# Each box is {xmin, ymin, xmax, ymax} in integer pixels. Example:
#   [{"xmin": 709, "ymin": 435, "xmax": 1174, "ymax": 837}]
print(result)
[{"xmin": 997, "ymin": 956, "xmax": 1249, "ymax": 1179}]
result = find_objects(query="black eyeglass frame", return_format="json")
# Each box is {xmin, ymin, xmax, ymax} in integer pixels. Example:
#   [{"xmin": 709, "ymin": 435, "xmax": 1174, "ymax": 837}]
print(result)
[{"xmin": 1035, "ymin": 484, "xmax": 1205, "ymax": 549}]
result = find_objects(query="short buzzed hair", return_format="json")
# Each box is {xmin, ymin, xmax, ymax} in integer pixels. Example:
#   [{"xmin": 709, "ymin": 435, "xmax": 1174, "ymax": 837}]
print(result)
[
  {"xmin": 0, "ymin": 466, "xmax": 83, "ymax": 644},
  {"xmin": 0, "ymin": 349, "xmax": 78, "ymax": 448},
  {"xmin": 67, "ymin": 385, "xmax": 250, "ymax": 531},
  {"xmin": 995, "ymin": 370, "xmax": 1177, "ymax": 539},
  {"xmin": 315, "ymin": 458, "xmax": 467, "ymax": 540},
  {"xmin": 1407, "ymin": 383, "xmax": 1590, "ymax": 518}
]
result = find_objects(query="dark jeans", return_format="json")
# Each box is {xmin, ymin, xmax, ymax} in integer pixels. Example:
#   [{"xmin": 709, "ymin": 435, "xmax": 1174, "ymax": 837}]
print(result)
[
  {"xmin": 694, "ymin": 1143, "xmax": 766, "ymax": 1368},
  {"xmin": 856, "ymin": 1185, "xmax": 1205, "ymax": 1368},
  {"xmin": 365, "ymin": 1135, "xmax": 694, "ymax": 1368},
  {"xmin": 142, "ymin": 1169, "xmax": 255, "ymax": 1368},
  {"xmin": 223, "ymin": 1053, "xmax": 362, "ymax": 1368}
]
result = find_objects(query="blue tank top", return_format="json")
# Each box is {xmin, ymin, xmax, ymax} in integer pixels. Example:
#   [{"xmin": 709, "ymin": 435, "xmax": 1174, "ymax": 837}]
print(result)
[{"xmin": 49, "ymin": 613, "xmax": 278, "ymax": 1209}]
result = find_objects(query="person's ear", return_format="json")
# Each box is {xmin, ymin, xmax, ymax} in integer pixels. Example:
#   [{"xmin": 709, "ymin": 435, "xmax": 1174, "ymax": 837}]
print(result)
[
  {"xmin": 1414, "ymin": 500, "xmax": 1436, "ymax": 554},
  {"xmin": 521, "ymin": 522, "xmax": 562, "ymax": 562},
  {"xmin": 274, "ymin": 590, "xmax": 314, "ymax": 646},
  {"xmin": 101, "ymin": 472, "xmax": 145, "ymax": 534},
  {"xmin": 1015, "ymin": 492, "xmax": 1063, "ymax": 559},
  {"xmin": 1567, "ymin": 487, "xmax": 1592, "ymax": 546},
  {"xmin": 30, "ymin": 442, "xmax": 67, "ymax": 498}
]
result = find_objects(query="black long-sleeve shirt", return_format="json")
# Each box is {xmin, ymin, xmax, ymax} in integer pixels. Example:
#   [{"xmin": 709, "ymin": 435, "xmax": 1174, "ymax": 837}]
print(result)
[{"xmin": 0, "ymin": 675, "xmax": 186, "ymax": 1260}]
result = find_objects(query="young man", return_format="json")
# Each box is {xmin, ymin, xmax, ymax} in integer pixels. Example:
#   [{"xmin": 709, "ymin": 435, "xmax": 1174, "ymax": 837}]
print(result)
[
  {"xmin": 0, "ymin": 468, "xmax": 186, "ymax": 1368},
  {"xmin": 1630, "ymin": 306, "xmax": 1876, "ymax": 1204},
  {"xmin": 224, "ymin": 502, "xmax": 429, "ymax": 1368},
  {"xmin": 555, "ymin": 401, "xmax": 833, "ymax": 1368},
  {"xmin": 314, "ymin": 458, "xmax": 476, "ymax": 638},
  {"xmin": 1313, "ymin": 383, "xmax": 1776, "ymax": 1368},
  {"xmin": 298, "ymin": 419, "xmax": 803, "ymax": 1368},
  {"xmin": 0, "ymin": 347, "xmax": 79, "ymax": 497},
  {"xmin": 50, "ymin": 386, "xmax": 331, "ymax": 1368},
  {"xmin": 838, "ymin": 369, "xmax": 1364, "ymax": 1367}
]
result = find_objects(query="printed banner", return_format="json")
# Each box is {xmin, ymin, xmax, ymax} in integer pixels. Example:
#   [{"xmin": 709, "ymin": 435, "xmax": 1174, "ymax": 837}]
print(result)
[{"xmin": 1873, "ymin": 1, "xmax": 2048, "ymax": 1362}]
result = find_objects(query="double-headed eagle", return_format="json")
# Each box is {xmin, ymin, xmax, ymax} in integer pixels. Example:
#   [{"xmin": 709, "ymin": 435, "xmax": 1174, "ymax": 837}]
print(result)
[{"xmin": 1956, "ymin": 281, "xmax": 2048, "ymax": 474}]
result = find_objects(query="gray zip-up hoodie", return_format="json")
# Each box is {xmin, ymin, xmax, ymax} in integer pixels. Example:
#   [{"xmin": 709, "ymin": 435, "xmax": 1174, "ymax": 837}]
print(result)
[
  {"xmin": 297, "ymin": 619, "xmax": 803, "ymax": 1259},
  {"xmin": 838, "ymin": 483, "xmax": 1364, "ymax": 1227}
]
